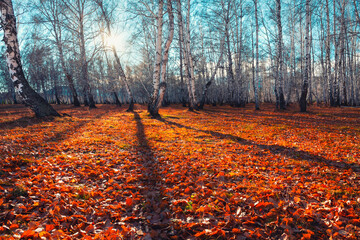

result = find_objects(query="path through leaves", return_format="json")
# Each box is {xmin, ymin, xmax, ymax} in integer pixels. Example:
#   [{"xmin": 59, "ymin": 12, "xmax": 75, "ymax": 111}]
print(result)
[{"xmin": 0, "ymin": 104, "xmax": 359, "ymax": 239}]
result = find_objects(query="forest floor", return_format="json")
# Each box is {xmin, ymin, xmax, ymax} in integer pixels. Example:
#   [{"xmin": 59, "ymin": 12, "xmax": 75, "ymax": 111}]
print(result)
[{"xmin": 0, "ymin": 103, "xmax": 359, "ymax": 239}]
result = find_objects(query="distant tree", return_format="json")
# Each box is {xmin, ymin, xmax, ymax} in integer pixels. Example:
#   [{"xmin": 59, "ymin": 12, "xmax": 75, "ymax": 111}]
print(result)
[
  {"xmin": 36, "ymin": 0, "xmax": 81, "ymax": 106},
  {"xmin": 199, "ymin": 37, "xmax": 225, "ymax": 110},
  {"xmin": 62, "ymin": 0, "xmax": 97, "ymax": 108},
  {"xmin": 0, "ymin": 0, "xmax": 60, "ymax": 117}
]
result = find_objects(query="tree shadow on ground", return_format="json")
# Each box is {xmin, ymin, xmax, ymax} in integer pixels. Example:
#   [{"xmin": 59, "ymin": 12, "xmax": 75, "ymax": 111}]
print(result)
[
  {"xmin": 0, "ymin": 111, "xmax": 112, "ymax": 163},
  {"xmin": 132, "ymin": 112, "xmax": 173, "ymax": 238},
  {"xmin": 0, "ymin": 116, "xmax": 56, "ymax": 130},
  {"xmin": 158, "ymin": 118, "xmax": 360, "ymax": 173}
]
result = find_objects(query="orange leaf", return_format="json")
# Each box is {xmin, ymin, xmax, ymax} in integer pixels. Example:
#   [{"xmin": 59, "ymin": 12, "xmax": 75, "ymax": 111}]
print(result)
[
  {"xmin": 209, "ymin": 228, "xmax": 225, "ymax": 237},
  {"xmin": 194, "ymin": 230, "xmax": 207, "ymax": 237},
  {"xmin": 301, "ymin": 233, "xmax": 312, "ymax": 240},
  {"xmin": 294, "ymin": 196, "xmax": 301, "ymax": 203},
  {"xmin": 39, "ymin": 231, "xmax": 51, "ymax": 238},
  {"xmin": 225, "ymin": 204, "xmax": 230, "ymax": 212},
  {"xmin": 45, "ymin": 224, "xmax": 55, "ymax": 232},
  {"xmin": 10, "ymin": 224, "xmax": 19, "ymax": 230},
  {"xmin": 21, "ymin": 230, "xmax": 36, "ymax": 238},
  {"xmin": 126, "ymin": 197, "xmax": 133, "ymax": 207}
]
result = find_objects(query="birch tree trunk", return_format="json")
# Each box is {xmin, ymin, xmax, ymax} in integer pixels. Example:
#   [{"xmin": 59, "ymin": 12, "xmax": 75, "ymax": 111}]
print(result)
[
  {"xmin": 185, "ymin": 0, "xmax": 197, "ymax": 106},
  {"xmin": 287, "ymin": 0, "xmax": 296, "ymax": 105},
  {"xmin": 156, "ymin": 0, "xmax": 174, "ymax": 112},
  {"xmin": 235, "ymin": 0, "xmax": 245, "ymax": 107},
  {"xmin": 309, "ymin": 16, "xmax": 313, "ymax": 104},
  {"xmin": 254, "ymin": 0, "xmax": 260, "ymax": 110},
  {"xmin": 79, "ymin": 11, "xmax": 96, "ymax": 108},
  {"xmin": 178, "ymin": 21, "xmax": 186, "ymax": 107},
  {"xmin": 224, "ymin": 1, "xmax": 235, "ymax": 106},
  {"xmin": 320, "ymin": 14, "xmax": 327, "ymax": 104},
  {"xmin": 149, "ymin": 0, "xmax": 163, "ymax": 115},
  {"xmin": 148, "ymin": 0, "xmax": 174, "ymax": 117},
  {"xmin": 333, "ymin": 0, "xmax": 340, "ymax": 106},
  {"xmin": 176, "ymin": 0, "xmax": 197, "ymax": 110},
  {"xmin": 339, "ymin": 0, "xmax": 347, "ymax": 106},
  {"xmin": 299, "ymin": 0, "xmax": 310, "ymax": 112},
  {"xmin": 326, "ymin": 0, "xmax": 333, "ymax": 106},
  {"xmin": 276, "ymin": 0, "xmax": 285, "ymax": 109},
  {"xmin": 0, "ymin": 0, "xmax": 60, "ymax": 117}
]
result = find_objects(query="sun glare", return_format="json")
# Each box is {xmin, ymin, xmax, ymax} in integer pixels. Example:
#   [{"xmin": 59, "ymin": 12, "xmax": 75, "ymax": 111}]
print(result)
[{"xmin": 105, "ymin": 33, "xmax": 127, "ymax": 52}]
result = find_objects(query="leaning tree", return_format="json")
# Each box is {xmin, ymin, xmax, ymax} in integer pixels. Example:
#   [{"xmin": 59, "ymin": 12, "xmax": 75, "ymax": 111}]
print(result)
[{"xmin": 0, "ymin": 0, "xmax": 60, "ymax": 117}]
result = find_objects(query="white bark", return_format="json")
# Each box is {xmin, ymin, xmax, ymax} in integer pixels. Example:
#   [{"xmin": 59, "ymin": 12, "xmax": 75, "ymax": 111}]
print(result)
[
  {"xmin": 254, "ymin": 0, "xmax": 260, "ymax": 110},
  {"xmin": 160, "ymin": 0, "xmax": 174, "ymax": 85},
  {"xmin": 185, "ymin": 0, "xmax": 197, "ymax": 104},
  {"xmin": 177, "ymin": 0, "xmax": 196, "ymax": 109},
  {"xmin": 300, "ymin": 0, "xmax": 310, "ymax": 112},
  {"xmin": 151, "ymin": 0, "xmax": 164, "ymax": 107},
  {"xmin": 0, "ymin": 0, "xmax": 59, "ymax": 117}
]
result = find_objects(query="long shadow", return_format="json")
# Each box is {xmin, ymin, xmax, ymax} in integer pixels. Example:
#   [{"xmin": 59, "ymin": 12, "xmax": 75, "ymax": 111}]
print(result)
[
  {"xmin": 1, "ymin": 111, "xmax": 111, "ymax": 162},
  {"xmin": 0, "ymin": 116, "xmax": 56, "ymax": 130},
  {"xmin": 132, "ymin": 112, "xmax": 172, "ymax": 236},
  {"xmin": 158, "ymin": 118, "xmax": 360, "ymax": 173}
]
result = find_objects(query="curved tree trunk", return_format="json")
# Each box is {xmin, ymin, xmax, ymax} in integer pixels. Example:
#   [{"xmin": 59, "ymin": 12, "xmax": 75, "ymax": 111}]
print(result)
[{"xmin": 0, "ymin": 0, "xmax": 59, "ymax": 117}]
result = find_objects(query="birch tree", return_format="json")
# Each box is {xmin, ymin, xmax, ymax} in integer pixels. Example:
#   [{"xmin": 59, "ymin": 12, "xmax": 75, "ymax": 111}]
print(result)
[
  {"xmin": 222, "ymin": 0, "xmax": 235, "ymax": 105},
  {"xmin": 326, "ymin": 0, "xmax": 333, "ymax": 106},
  {"xmin": 276, "ymin": 0, "xmax": 285, "ymax": 109},
  {"xmin": 62, "ymin": 0, "xmax": 97, "ymax": 108},
  {"xmin": 254, "ymin": 0, "xmax": 260, "ymax": 110},
  {"xmin": 234, "ymin": 0, "xmax": 246, "ymax": 107},
  {"xmin": 148, "ymin": 0, "xmax": 174, "ymax": 117},
  {"xmin": 299, "ymin": 0, "xmax": 310, "ymax": 112},
  {"xmin": 0, "ymin": 0, "xmax": 60, "ymax": 117},
  {"xmin": 177, "ymin": 0, "xmax": 197, "ymax": 110}
]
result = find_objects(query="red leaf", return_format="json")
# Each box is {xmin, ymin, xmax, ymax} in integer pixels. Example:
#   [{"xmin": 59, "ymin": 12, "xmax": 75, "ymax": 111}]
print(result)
[
  {"xmin": 126, "ymin": 197, "xmax": 133, "ymax": 207},
  {"xmin": 21, "ymin": 230, "xmax": 37, "ymax": 238},
  {"xmin": 45, "ymin": 224, "xmax": 55, "ymax": 232},
  {"xmin": 225, "ymin": 204, "xmax": 230, "ymax": 213}
]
